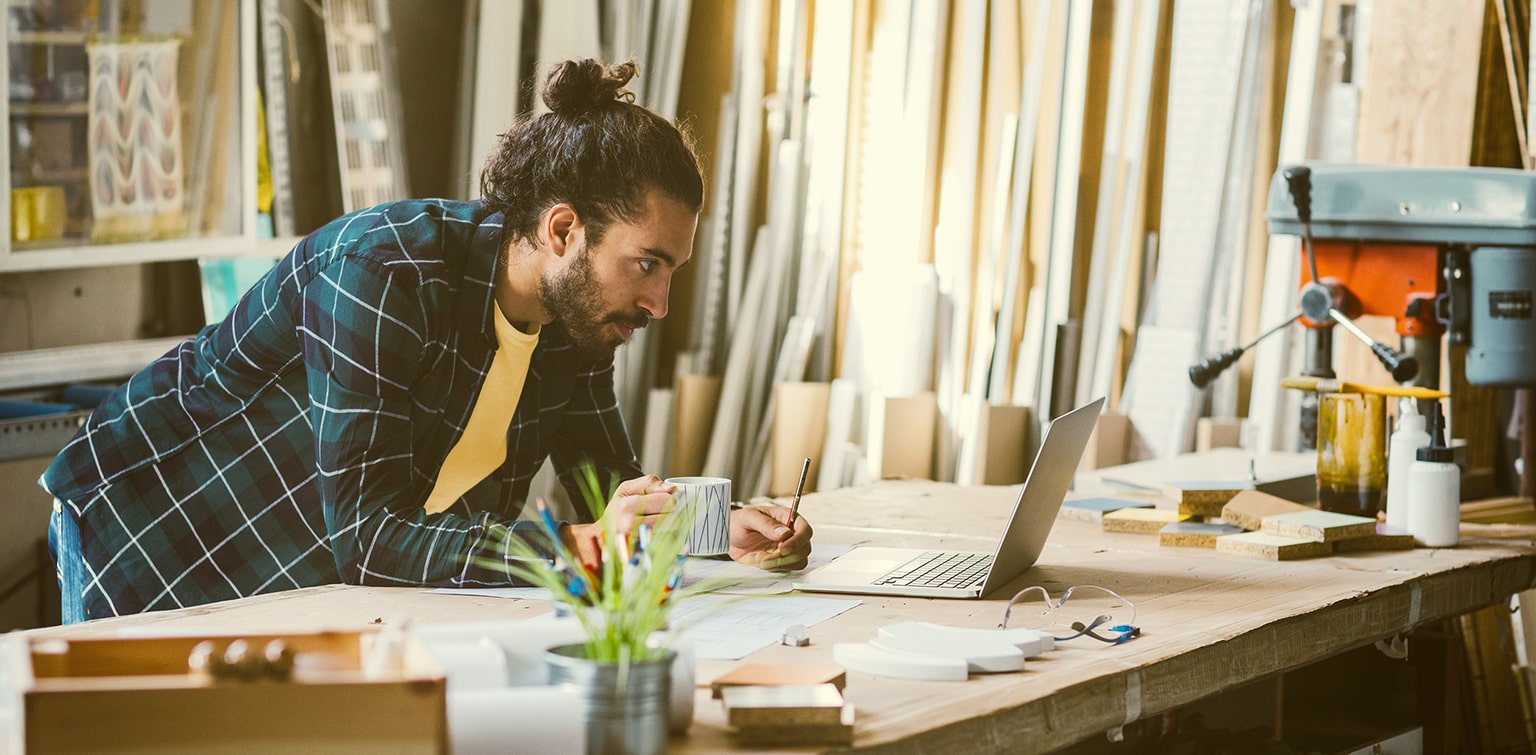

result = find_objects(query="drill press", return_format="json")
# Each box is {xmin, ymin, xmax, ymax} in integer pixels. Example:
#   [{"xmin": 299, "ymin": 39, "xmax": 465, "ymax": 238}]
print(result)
[{"xmin": 1189, "ymin": 163, "xmax": 1536, "ymax": 488}]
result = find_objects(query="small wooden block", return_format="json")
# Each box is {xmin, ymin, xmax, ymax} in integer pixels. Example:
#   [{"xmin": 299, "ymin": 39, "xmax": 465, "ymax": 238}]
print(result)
[
  {"xmin": 1165, "ymin": 480, "xmax": 1257, "ymax": 518},
  {"xmin": 1058, "ymin": 497, "xmax": 1154, "ymax": 524},
  {"xmin": 1103, "ymin": 508, "xmax": 1190, "ymax": 534},
  {"xmin": 1215, "ymin": 531, "xmax": 1332, "ymax": 560},
  {"xmin": 709, "ymin": 663, "xmax": 847, "ymax": 699},
  {"xmin": 1260, "ymin": 510, "xmax": 1378, "ymax": 543},
  {"xmin": 730, "ymin": 704, "xmax": 855, "ymax": 745},
  {"xmin": 1333, "ymin": 523, "xmax": 1417, "ymax": 552},
  {"xmin": 1159, "ymin": 521, "xmax": 1244, "ymax": 548},
  {"xmin": 1221, "ymin": 490, "xmax": 1315, "ymax": 531},
  {"xmin": 722, "ymin": 683, "xmax": 846, "ymax": 728}
]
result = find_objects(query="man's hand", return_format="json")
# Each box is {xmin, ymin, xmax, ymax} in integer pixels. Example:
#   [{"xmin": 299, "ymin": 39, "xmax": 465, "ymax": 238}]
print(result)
[
  {"xmin": 562, "ymin": 475, "xmax": 675, "ymax": 571},
  {"xmin": 729, "ymin": 505, "xmax": 813, "ymax": 571}
]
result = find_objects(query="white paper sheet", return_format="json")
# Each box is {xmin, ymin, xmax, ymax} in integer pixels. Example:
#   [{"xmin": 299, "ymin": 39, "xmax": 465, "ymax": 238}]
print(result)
[
  {"xmin": 672, "ymin": 594, "xmax": 861, "ymax": 660},
  {"xmin": 681, "ymin": 543, "xmax": 855, "ymax": 595}
]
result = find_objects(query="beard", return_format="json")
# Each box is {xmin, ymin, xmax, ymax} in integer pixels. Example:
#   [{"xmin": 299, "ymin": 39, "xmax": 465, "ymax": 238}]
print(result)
[{"xmin": 539, "ymin": 245, "xmax": 650, "ymax": 362}]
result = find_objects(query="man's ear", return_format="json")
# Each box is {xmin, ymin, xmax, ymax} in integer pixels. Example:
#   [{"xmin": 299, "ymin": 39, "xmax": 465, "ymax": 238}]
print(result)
[{"xmin": 541, "ymin": 203, "xmax": 581, "ymax": 258}]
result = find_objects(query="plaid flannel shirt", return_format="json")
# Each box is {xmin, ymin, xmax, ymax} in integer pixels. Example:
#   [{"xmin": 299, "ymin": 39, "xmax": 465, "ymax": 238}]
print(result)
[{"xmin": 40, "ymin": 200, "xmax": 642, "ymax": 619}]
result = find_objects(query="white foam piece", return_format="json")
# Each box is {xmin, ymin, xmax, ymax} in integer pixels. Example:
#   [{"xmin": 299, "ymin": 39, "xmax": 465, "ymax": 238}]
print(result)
[
  {"xmin": 832, "ymin": 642, "xmax": 969, "ymax": 681},
  {"xmin": 877, "ymin": 621, "xmax": 1054, "ymax": 656},
  {"xmin": 869, "ymin": 634, "xmax": 1024, "ymax": 673}
]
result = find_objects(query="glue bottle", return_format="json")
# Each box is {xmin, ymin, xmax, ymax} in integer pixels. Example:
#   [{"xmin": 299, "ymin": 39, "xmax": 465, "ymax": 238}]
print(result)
[
  {"xmin": 1407, "ymin": 402, "xmax": 1459, "ymax": 548},
  {"xmin": 1385, "ymin": 398, "xmax": 1430, "ymax": 533}
]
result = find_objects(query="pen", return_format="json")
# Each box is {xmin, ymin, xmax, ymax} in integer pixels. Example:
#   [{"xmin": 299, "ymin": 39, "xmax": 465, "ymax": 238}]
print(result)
[{"xmin": 788, "ymin": 457, "xmax": 810, "ymax": 529}]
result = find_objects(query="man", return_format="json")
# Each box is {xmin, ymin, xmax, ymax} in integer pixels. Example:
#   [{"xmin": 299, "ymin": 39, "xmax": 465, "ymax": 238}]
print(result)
[{"xmin": 41, "ymin": 59, "xmax": 812, "ymax": 622}]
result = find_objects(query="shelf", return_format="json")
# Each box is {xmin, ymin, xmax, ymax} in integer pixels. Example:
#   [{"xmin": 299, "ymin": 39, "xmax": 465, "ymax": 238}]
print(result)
[
  {"xmin": 0, "ymin": 337, "xmax": 185, "ymax": 393},
  {"xmin": 8, "ymin": 101, "xmax": 88, "ymax": 116},
  {"xmin": 0, "ymin": 409, "xmax": 89, "ymax": 462},
  {"xmin": 0, "ymin": 234, "xmax": 300, "ymax": 273},
  {"xmin": 9, "ymin": 30, "xmax": 90, "ymax": 45},
  {"xmin": 11, "ymin": 167, "xmax": 88, "ymax": 182}
]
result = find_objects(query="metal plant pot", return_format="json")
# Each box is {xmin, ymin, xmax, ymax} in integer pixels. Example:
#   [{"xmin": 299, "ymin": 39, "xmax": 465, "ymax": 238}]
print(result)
[{"xmin": 545, "ymin": 644, "xmax": 676, "ymax": 755}]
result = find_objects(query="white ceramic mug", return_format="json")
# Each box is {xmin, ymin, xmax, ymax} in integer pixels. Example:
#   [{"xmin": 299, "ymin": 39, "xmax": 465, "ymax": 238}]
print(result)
[{"xmin": 665, "ymin": 476, "xmax": 732, "ymax": 557}]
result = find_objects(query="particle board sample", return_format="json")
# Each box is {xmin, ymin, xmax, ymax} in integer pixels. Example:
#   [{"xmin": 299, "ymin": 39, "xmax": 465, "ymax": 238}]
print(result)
[
  {"xmin": 1165, "ymin": 480, "xmax": 1256, "ymax": 518},
  {"xmin": 729, "ymin": 704, "xmax": 856, "ymax": 746},
  {"xmin": 1059, "ymin": 497, "xmax": 1154, "ymax": 524},
  {"xmin": 1221, "ymin": 490, "xmax": 1315, "ymax": 531},
  {"xmin": 1159, "ymin": 521, "xmax": 1243, "ymax": 548},
  {"xmin": 709, "ymin": 663, "xmax": 847, "ymax": 699},
  {"xmin": 1215, "ymin": 531, "xmax": 1332, "ymax": 561},
  {"xmin": 1260, "ymin": 510, "xmax": 1378, "ymax": 544},
  {"xmin": 721, "ymin": 683, "xmax": 847, "ymax": 728},
  {"xmin": 1334, "ymin": 524, "xmax": 1417, "ymax": 553},
  {"xmin": 1103, "ymin": 508, "xmax": 1189, "ymax": 534}
]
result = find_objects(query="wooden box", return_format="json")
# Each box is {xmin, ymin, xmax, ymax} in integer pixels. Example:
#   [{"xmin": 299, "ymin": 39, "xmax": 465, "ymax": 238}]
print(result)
[{"xmin": 16, "ymin": 630, "xmax": 446, "ymax": 754}]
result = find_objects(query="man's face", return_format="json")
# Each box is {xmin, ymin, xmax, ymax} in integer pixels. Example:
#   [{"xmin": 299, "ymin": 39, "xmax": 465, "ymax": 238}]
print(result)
[{"xmin": 540, "ymin": 191, "xmax": 697, "ymax": 361}]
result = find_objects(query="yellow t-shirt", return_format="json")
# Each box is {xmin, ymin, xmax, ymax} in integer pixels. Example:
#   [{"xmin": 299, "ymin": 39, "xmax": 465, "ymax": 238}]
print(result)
[{"xmin": 422, "ymin": 305, "xmax": 538, "ymax": 514}]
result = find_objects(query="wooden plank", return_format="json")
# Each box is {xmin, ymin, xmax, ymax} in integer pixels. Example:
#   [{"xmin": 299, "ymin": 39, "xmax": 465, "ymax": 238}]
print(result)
[
  {"xmin": 768, "ymin": 382, "xmax": 831, "ymax": 496},
  {"xmin": 1354, "ymin": 0, "xmax": 1486, "ymax": 166},
  {"xmin": 1248, "ymin": 0, "xmax": 1323, "ymax": 454},
  {"xmin": 831, "ymin": 0, "xmax": 875, "ymax": 381},
  {"xmin": 1033, "ymin": 0, "xmax": 1095, "ymax": 420},
  {"xmin": 726, "ymin": 0, "xmax": 769, "ymax": 330},
  {"xmin": 1102, "ymin": 507, "xmax": 1188, "ymax": 534},
  {"xmin": 672, "ymin": 374, "xmax": 722, "ymax": 477},
  {"xmin": 989, "ymin": 1, "xmax": 1056, "ymax": 404},
  {"xmin": 1159, "ymin": 521, "xmax": 1243, "ymax": 548},
  {"xmin": 867, "ymin": 392, "xmax": 938, "ymax": 481},
  {"xmin": 1058, "ymin": 497, "xmax": 1154, "ymax": 524},
  {"xmin": 933, "ymin": 0, "xmax": 990, "ymax": 482},
  {"xmin": 1077, "ymin": 0, "xmax": 1145, "ymax": 408},
  {"xmin": 1081, "ymin": 410, "xmax": 1129, "ymax": 471},
  {"xmin": 975, "ymin": 404, "xmax": 1033, "ymax": 486},
  {"xmin": 1333, "ymin": 524, "xmax": 1417, "ymax": 552},
  {"xmin": 1165, "ymin": 480, "xmax": 1255, "ymax": 518},
  {"xmin": 640, "ymin": 387, "xmax": 673, "ymax": 476},
  {"xmin": 1195, "ymin": 417, "xmax": 1243, "ymax": 452},
  {"xmin": 1221, "ymin": 489, "xmax": 1313, "ymax": 531},
  {"xmin": 1215, "ymin": 531, "xmax": 1331, "ymax": 560},
  {"xmin": 1260, "ymin": 510, "xmax": 1378, "ymax": 544}
]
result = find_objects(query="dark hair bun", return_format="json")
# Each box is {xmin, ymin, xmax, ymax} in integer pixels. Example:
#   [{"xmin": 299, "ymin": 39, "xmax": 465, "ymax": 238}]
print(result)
[{"xmin": 542, "ymin": 59, "xmax": 638, "ymax": 116}]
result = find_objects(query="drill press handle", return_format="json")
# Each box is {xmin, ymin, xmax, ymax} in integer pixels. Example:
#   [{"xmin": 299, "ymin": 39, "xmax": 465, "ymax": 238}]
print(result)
[
  {"xmin": 1326, "ymin": 307, "xmax": 1420, "ymax": 383},
  {"xmin": 1188, "ymin": 313, "xmax": 1303, "ymax": 389}
]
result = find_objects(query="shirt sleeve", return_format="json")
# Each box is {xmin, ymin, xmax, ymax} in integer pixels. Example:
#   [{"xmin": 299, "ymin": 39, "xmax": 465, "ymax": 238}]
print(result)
[
  {"xmin": 302, "ymin": 252, "xmax": 550, "ymax": 587},
  {"xmin": 548, "ymin": 356, "xmax": 644, "ymax": 520}
]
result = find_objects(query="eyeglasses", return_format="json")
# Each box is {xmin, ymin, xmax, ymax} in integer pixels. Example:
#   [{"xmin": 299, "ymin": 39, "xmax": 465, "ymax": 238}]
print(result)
[{"xmin": 1000, "ymin": 584, "xmax": 1140, "ymax": 644}]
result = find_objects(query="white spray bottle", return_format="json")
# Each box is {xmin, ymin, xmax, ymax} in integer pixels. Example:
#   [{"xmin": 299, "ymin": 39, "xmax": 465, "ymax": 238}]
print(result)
[{"xmin": 1385, "ymin": 398, "xmax": 1429, "ymax": 533}]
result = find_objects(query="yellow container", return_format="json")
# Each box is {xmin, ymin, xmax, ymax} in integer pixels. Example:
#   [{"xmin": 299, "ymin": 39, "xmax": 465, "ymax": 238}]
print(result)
[
  {"xmin": 1316, "ymin": 392, "xmax": 1388, "ymax": 518},
  {"xmin": 11, "ymin": 186, "xmax": 68, "ymax": 242}
]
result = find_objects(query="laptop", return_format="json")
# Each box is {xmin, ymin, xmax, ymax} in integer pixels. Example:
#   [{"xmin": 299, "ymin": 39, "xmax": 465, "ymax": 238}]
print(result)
[{"xmin": 792, "ymin": 397, "xmax": 1105, "ymax": 599}]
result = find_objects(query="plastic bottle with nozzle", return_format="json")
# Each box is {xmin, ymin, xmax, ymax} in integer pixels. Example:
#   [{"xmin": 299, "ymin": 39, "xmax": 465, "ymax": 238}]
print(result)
[
  {"xmin": 1385, "ymin": 399, "xmax": 1430, "ymax": 533},
  {"xmin": 1407, "ymin": 402, "xmax": 1459, "ymax": 548}
]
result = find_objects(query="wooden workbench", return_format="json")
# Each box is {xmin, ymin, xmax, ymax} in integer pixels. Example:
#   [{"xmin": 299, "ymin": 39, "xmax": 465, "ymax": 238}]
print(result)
[{"xmin": 24, "ymin": 480, "xmax": 1536, "ymax": 753}]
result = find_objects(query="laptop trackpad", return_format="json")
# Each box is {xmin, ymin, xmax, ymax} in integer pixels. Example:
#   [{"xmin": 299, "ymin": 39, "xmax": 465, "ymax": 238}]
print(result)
[{"xmin": 796, "ymin": 547, "xmax": 928, "ymax": 585}]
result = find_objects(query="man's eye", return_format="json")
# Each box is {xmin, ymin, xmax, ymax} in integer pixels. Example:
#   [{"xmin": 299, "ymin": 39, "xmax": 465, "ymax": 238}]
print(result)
[{"xmin": 639, "ymin": 259, "xmax": 657, "ymax": 273}]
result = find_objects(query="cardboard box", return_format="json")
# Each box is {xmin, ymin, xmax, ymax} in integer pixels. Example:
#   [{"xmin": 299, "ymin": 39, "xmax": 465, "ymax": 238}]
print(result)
[{"xmin": 17, "ymin": 630, "xmax": 447, "ymax": 754}]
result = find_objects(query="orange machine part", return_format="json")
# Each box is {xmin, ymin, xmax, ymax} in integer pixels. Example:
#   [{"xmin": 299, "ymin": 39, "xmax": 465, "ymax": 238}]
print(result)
[{"xmin": 1297, "ymin": 241, "xmax": 1443, "ymax": 336}]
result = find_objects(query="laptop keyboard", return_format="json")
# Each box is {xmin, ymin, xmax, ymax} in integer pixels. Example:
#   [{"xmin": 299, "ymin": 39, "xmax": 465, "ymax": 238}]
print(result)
[{"xmin": 873, "ymin": 551, "xmax": 993, "ymax": 589}]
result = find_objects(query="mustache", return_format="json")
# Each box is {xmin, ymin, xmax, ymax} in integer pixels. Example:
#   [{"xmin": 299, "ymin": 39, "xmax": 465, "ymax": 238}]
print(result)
[{"xmin": 604, "ymin": 312, "xmax": 651, "ymax": 330}]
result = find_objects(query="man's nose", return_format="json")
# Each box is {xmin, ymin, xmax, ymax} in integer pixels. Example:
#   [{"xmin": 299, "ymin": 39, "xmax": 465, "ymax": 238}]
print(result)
[{"xmin": 639, "ymin": 279, "xmax": 670, "ymax": 319}]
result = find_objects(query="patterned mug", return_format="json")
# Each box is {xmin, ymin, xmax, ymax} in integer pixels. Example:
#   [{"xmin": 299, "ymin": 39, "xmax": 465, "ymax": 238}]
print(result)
[{"xmin": 664, "ymin": 477, "xmax": 732, "ymax": 557}]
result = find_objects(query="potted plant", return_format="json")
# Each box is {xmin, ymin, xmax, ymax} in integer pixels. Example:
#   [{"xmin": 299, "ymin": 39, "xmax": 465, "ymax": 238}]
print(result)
[{"xmin": 478, "ymin": 466, "xmax": 712, "ymax": 755}]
